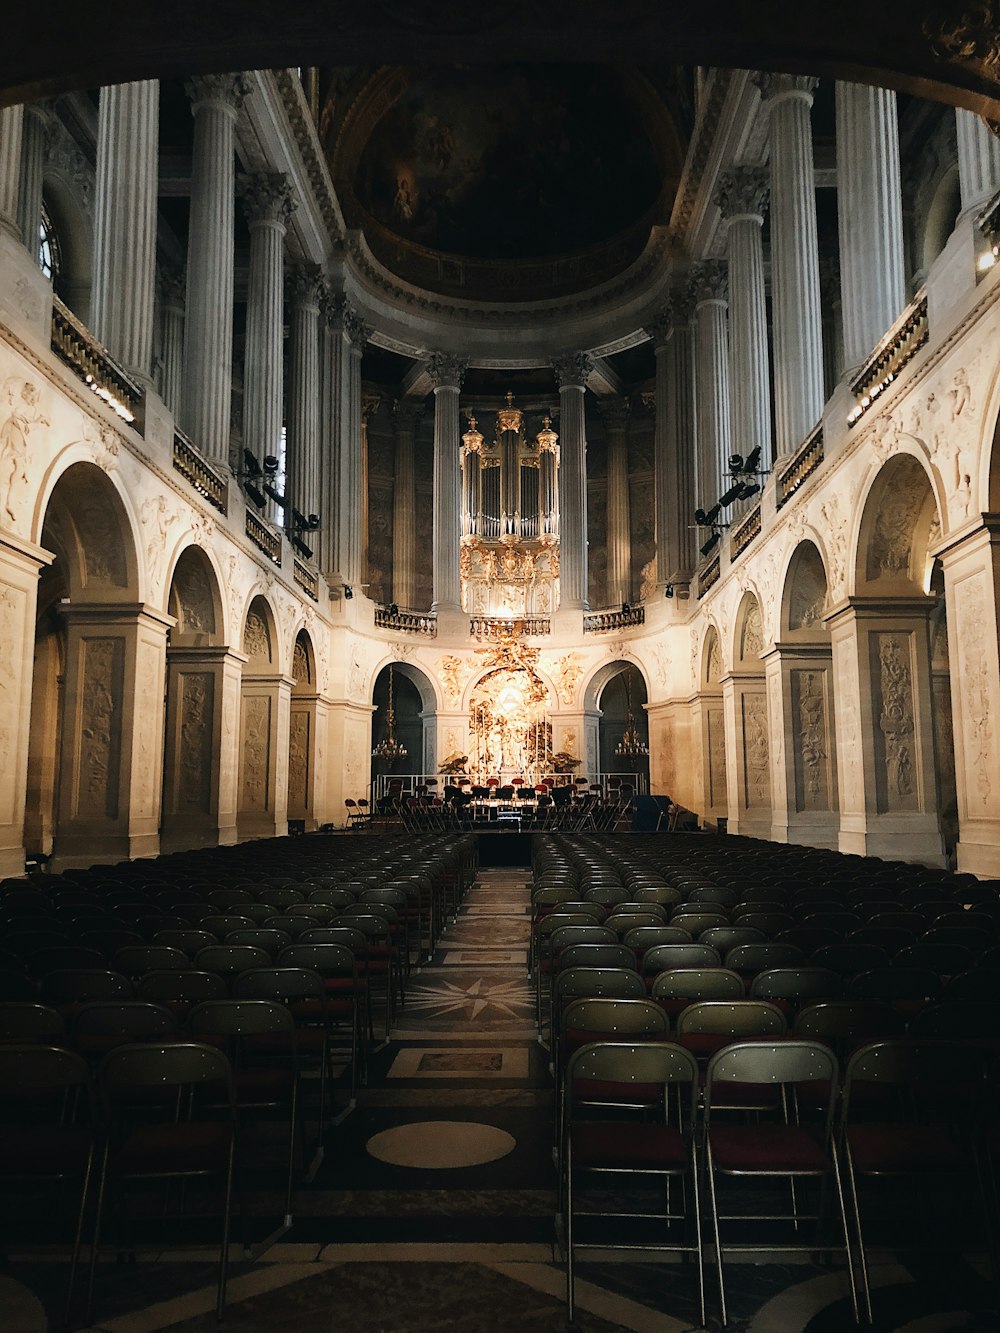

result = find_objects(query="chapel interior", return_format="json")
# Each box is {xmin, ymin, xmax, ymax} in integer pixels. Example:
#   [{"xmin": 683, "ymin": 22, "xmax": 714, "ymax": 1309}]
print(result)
[{"xmin": 1, "ymin": 7, "xmax": 1000, "ymax": 1331}]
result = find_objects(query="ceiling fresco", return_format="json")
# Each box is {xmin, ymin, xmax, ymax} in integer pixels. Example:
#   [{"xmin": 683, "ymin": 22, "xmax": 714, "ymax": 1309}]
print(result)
[{"xmin": 352, "ymin": 65, "xmax": 663, "ymax": 261}]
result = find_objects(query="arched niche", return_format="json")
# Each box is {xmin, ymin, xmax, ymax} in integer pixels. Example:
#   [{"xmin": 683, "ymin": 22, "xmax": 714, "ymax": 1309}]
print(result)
[
  {"xmin": 776, "ymin": 541, "xmax": 839, "ymax": 837},
  {"xmin": 160, "ymin": 547, "xmax": 227, "ymax": 850},
  {"xmin": 288, "ymin": 630, "xmax": 319, "ymax": 828},
  {"xmin": 238, "ymin": 595, "xmax": 285, "ymax": 838},
  {"xmin": 38, "ymin": 460, "xmax": 139, "ymax": 603},
  {"xmin": 702, "ymin": 625, "xmax": 723, "ymax": 693},
  {"xmin": 167, "ymin": 546, "xmax": 222, "ymax": 647},
  {"xmin": 928, "ymin": 558, "xmax": 958, "ymax": 858},
  {"xmin": 856, "ymin": 453, "xmax": 940, "ymax": 596},
  {"xmin": 371, "ymin": 662, "xmax": 434, "ymax": 785},
  {"xmin": 596, "ymin": 662, "xmax": 649, "ymax": 788},
  {"xmin": 42, "ymin": 173, "xmax": 93, "ymax": 323},
  {"xmin": 699, "ymin": 625, "xmax": 728, "ymax": 823},
  {"xmin": 731, "ymin": 591, "xmax": 771, "ymax": 828},
  {"xmin": 920, "ymin": 163, "xmax": 961, "ymax": 278},
  {"xmin": 782, "ymin": 541, "xmax": 830, "ymax": 641},
  {"xmin": 242, "ymin": 596, "xmax": 276, "ymax": 668}
]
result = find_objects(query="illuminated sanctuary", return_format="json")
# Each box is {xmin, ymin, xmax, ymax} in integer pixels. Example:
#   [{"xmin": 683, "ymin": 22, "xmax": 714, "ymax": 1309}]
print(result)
[{"xmin": 1, "ymin": 36, "xmax": 1000, "ymax": 875}]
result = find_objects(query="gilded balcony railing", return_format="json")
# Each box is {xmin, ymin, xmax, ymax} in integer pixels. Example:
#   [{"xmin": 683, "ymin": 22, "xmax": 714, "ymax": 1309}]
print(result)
[
  {"xmin": 293, "ymin": 558, "xmax": 319, "ymax": 602},
  {"xmin": 51, "ymin": 297, "xmax": 141, "ymax": 427},
  {"xmin": 172, "ymin": 428, "xmax": 227, "ymax": 514},
  {"xmin": 245, "ymin": 509, "xmax": 281, "ymax": 566},
  {"xmin": 470, "ymin": 616, "xmax": 551, "ymax": 639},
  {"xmin": 697, "ymin": 556, "xmax": 721, "ymax": 598},
  {"xmin": 375, "ymin": 606, "xmax": 438, "ymax": 636},
  {"xmin": 777, "ymin": 424, "xmax": 825, "ymax": 508},
  {"xmin": 848, "ymin": 289, "xmax": 928, "ymax": 425},
  {"xmin": 583, "ymin": 606, "xmax": 645, "ymax": 634},
  {"xmin": 730, "ymin": 503, "xmax": 762, "ymax": 558}
]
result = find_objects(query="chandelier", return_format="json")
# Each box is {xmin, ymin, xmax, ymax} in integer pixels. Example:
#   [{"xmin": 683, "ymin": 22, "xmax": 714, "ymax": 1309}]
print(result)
[
  {"xmin": 372, "ymin": 664, "xmax": 408, "ymax": 762},
  {"xmin": 615, "ymin": 673, "xmax": 648, "ymax": 759}
]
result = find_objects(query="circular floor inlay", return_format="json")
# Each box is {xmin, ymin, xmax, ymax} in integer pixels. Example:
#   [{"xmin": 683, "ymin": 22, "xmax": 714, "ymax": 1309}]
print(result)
[{"xmin": 366, "ymin": 1120, "xmax": 516, "ymax": 1168}]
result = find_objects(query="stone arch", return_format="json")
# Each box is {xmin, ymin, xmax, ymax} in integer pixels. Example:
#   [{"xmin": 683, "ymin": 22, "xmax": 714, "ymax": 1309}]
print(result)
[
  {"xmin": 854, "ymin": 451, "xmax": 941, "ymax": 596},
  {"xmin": 583, "ymin": 657, "xmax": 651, "ymax": 713},
  {"xmin": 731, "ymin": 590, "xmax": 771, "ymax": 832},
  {"xmin": 242, "ymin": 595, "xmax": 276, "ymax": 668},
  {"xmin": 781, "ymin": 540, "xmax": 830, "ymax": 640},
  {"xmin": 238, "ymin": 595, "xmax": 284, "ymax": 838},
  {"xmin": 702, "ymin": 624, "xmax": 723, "ymax": 690},
  {"xmin": 287, "ymin": 629, "xmax": 319, "ymax": 829},
  {"xmin": 371, "ymin": 660, "xmax": 435, "ymax": 783},
  {"xmin": 734, "ymin": 589, "xmax": 765, "ymax": 670},
  {"xmin": 167, "ymin": 545, "xmax": 222, "ymax": 647},
  {"xmin": 920, "ymin": 162, "xmax": 961, "ymax": 277},
  {"xmin": 42, "ymin": 167, "xmax": 94, "ymax": 322},
  {"xmin": 36, "ymin": 458, "xmax": 139, "ymax": 602},
  {"xmin": 594, "ymin": 661, "xmax": 649, "ymax": 787},
  {"xmin": 697, "ymin": 624, "xmax": 728, "ymax": 825}
]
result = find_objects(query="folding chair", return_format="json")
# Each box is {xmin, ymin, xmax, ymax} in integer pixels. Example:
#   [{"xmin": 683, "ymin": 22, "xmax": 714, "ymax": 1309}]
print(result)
[
  {"xmin": 704, "ymin": 1039, "xmax": 857, "ymax": 1326},
  {"xmin": 563, "ymin": 1041, "xmax": 703, "ymax": 1325}
]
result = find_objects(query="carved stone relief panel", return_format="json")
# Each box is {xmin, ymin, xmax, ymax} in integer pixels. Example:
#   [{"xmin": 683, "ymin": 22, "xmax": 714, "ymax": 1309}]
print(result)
[
  {"xmin": 872, "ymin": 632, "xmax": 918, "ymax": 813},
  {"xmin": 179, "ymin": 671, "xmax": 214, "ymax": 814},
  {"xmin": 741, "ymin": 599, "xmax": 763, "ymax": 663},
  {"xmin": 288, "ymin": 709, "xmax": 311, "ymax": 813},
  {"xmin": 706, "ymin": 632, "xmax": 722, "ymax": 687},
  {"xmin": 792, "ymin": 668, "xmax": 831, "ymax": 811},
  {"xmin": 707, "ymin": 705, "xmax": 727, "ymax": 810},
  {"xmin": 292, "ymin": 639, "xmax": 311, "ymax": 686},
  {"xmin": 1, "ymin": 377, "xmax": 48, "ymax": 529},
  {"xmin": 173, "ymin": 555, "xmax": 216, "ymax": 638},
  {"xmin": 788, "ymin": 547, "xmax": 828, "ymax": 632},
  {"xmin": 243, "ymin": 609, "xmax": 271, "ymax": 664},
  {"xmin": 240, "ymin": 694, "xmax": 271, "ymax": 812},
  {"xmin": 741, "ymin": 691, "xmax": 771, "ymax": 809},
  {"xmin": 866, "ymin": 464, "xmax": 928, "ymax": 585},
  {"xmin": 955, "ymin": 573, "xmax": 996, "ymax": 812},
  {"xmin": 0, "ymin": 584, "xmax": 25, "ymax": 821},
  {"xmin": 78, "ymin": 636, "xmax": 123, "ymax": 819}
]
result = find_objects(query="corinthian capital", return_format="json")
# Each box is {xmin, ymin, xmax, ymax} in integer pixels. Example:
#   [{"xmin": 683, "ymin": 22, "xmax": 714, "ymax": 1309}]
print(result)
[
  {"xmin": 239, "ymin": 171, "xmax": 296, "ymax": 227},
  {"xmin": 287, "ymin": 261, "xmax": 325, "ymax": 310},
  {"xmin": 185, "ymin": 72, "xmax": 253, "ymax": 117},
  {"xmin": 753, "ymin": 72, "xmax": 818, "ymax": 105},
  {"xmin": 715, "ymin": 166, "xmax": 769, "ymax": 222},
  {"xmin": 426, "ymin": 352, "xmax": 468, "ymax": 390},
  {"xmin": 343, "ymin": 302, "xmax": 372, "ymax": 348},
  {"xmin": 689, "ymin": 258, "xmax": 729, "ymax": 306},
  {"xmin": 552, "ymin": 352, "xmax": 593, "ymax": 389}
]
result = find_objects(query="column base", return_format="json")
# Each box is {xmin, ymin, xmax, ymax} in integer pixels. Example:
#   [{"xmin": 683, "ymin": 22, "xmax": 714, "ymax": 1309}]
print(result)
[
  {"xmin": 0, "ymin": 843, "xmax": 26, "ymax": 879},
  {"xmin": 770, "ymin": 812, "xmax": 840, "ymax": 851},
  {"xmin": 432, "ymin": 606, "xmax": 468, "ymax": 638},
  {"xmin": 956, "ymin": 821, "xmax": 1000, "ymax": 878},
  {"xmin": 236, "ymin": 815, "xmax": 289, "ymax": 841},
  {"xmin": 50, "ymin": 829, "xmax": 161, "ymax": 871},
  {"xmin": 837, "ymin": 813, "xmax": 946, "ymax": 867}
]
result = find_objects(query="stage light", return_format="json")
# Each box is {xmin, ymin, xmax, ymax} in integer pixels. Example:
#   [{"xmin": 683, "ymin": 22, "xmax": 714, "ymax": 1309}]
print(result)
[
  {"xmin": 292, "ymin": 535, "xmax": 314, "ymax": 559},
  {"xmin": 729, "ymin": 453, "xmax": 745, "ymax": 472},
  {"xmin": 291, "ymin": 507, "xmax": 308, "ymax": 530},
  {"xmin": 263, "ymin": 455, "xmax": 280, "ymax": 474},
  {"xmin": 738, "ymin": 480, "xmax": 761, "ymax": 501},
  {"xmin": 388, "ymin": 603, "xmax": 399, "ymax": 617},
  {"xmin": 306, "ymin": 514, "xmax": 320, "ymax": 529},
  {"xmin": 245, "ymin": 482, "xmax": 266, "ymax": 510},
  {"xmin": 621, "ymin": 601, "xmax": 631, "ymax": 614},
  {"xmin": 665, "ymin": 584, "xmax": 674, "ymax": 599},
  {"xmin": 263, "ymin": 482, "xmax": 284, "ymax": 505},
  {"xmin": 719, "ymin": 483, "xmax": 743, "ymax": 507},
  {"xmin": 242, "ymin": 449, "xmax": 262, "ymax": 478},
  {"xmin": 703, "ymin": 502, "xmax": 722, "ymax": 526},
  {"xmin": 343, "ymin": 584, "xmax": 353, "ymax": 599},
  {"xmin": 700, "ymin": 531, "xmax": 721, "ymax": 558},
  {"xmin": 694, "ymin": 507, "xmax": 707, "ymax": 525},
  {"xmin": 744, "ymin": 445, "xmax": 762, "ymax": 472}
]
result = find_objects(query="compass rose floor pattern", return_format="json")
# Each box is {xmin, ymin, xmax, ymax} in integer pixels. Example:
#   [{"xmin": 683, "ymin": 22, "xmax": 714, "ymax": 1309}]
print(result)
[{"xmin": 5, "ymin": 866, "xmax": 997, "ymax": 1331}]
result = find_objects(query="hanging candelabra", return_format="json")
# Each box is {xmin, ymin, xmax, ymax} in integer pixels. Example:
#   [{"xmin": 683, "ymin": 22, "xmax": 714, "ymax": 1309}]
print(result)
[
  {"xmin": 372, "ymin": 665, "xmax": 408, "ymax": 762},
  {"xmin": 615, "ymin": 672, "xmax": 648, "ymax": 759}
]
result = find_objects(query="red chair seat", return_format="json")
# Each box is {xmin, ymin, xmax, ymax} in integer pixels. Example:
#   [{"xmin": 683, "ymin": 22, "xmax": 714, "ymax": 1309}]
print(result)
[
  {"xmin": 710, "ymin": 1123, "xmax": 831, "ymax": 1173},
  {"xmin": 573, "ymin": 1121, "xmax": 687, "ymax": 1170}
]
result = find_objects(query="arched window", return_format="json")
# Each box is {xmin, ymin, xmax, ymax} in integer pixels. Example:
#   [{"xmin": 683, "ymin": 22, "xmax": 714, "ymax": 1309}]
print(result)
[{"xmin": 38, "ymin": 202, "xmax": 61, "ymax": 283}]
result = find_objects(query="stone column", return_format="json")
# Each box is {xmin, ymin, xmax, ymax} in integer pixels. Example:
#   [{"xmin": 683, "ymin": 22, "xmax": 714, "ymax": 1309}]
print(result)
[
  {"xmin": 553, "ymin": 353, "xmax": 593, "ymax": 613},
  {"xmin": 829, "ymin": 599, "xmax": 945, "ymax": 865},
  {"xmin": 938, "ymin": 517, "xmax": 1000, "ymax": 877},
  {"xmin": 600, "ymin": 398, "xmax": 631, "ymax": 606},
  {"xmin": 393, "ymin": 400, "xmax": 423, "ymax": 610},
  {"xmin": 690, "ymin": 261, "xmax": 730, "ymax": 514},
  {"xmin": 286, "ymin": 261, "xmax": 323, "ymax": 524},
  {"xmin": 716, "ymin": 167, "xmax": 773, "ymax": 468},
  {"xmin": 91, "ymin": 81, "xmax": 159, "ymax": 380},
  {"xmin": 0, "ymin": 106, "xmax": 24, "ymax": 239},
  {"xmin": 54, "ymin": 603, "xmax": 172, "ymax": 867},
  {"xmin": 160, "ymin": 646, "xmax": 245, "ymax": 851},
  {"xmin": 956, "ymin": 110, "xmax": 1000, "ymax": 212},
  {"xmin": 756, "ymin": 74, "xmax": 824, "ymax": 457},
  {"xmin": 836, "ymin": 81, "xmax": 906, "ymax": 371},
  {"xmin": 427, "ymin": 353, "xmax": 467, "ymax": 620},
  {"xmin": 766, "ymin": 644, "xmax": 839, "ymax": 849},
  {"xmin": 155, "ymin": 266, "xmax": 185, "ymax": 418},
  {"xmin": 182, "ymin": 74, "xmax": 249, "ymax": 465},
  {"xmin": 648, "ymin": 293, "xmax": 697, "ymax": 589},
  {"xmin": 16, "ymin": 102, "xmax": 51, "ymax": 258},
  {"xmin": 360, "ymin": 393, "xmax": 379, "ymax": 591},
  {"xmin": 318, "ymin": 289, "xmax": 347, "ymax": 580},
  {"xmin": 238, "ymin": 668, "xmax": 293, "ymax": 840},
  {"xmin": 239, "ymin": 172, "xmax": 293, "ymax": 475},
  {"xmin": 339, "ymin": 306, "xmax": 368, "ymax": 587}
]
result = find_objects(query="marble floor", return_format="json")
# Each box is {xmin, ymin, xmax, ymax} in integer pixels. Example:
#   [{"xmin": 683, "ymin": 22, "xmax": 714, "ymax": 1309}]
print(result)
[{"xmin": 2, "ymin": 868, "xmax": 997, "ymax": 1331}]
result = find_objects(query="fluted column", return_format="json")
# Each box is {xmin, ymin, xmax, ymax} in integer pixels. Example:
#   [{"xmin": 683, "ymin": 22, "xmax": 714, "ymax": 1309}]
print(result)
[
  {"xmin": 393, "ymin": 401, "xmax": 423, "ymax": 609},
  {"xmin": 156, "ymin": 266, "xmax": 185, "ymax": 417},
  {"xmin": 239, "ymin": 172, "xmax": 293, "ymax": 477},
  {"xmin": 648, "ymin": 293, "xmax": 697, "ymax": 587},
  {"xmin": 318, "ymin": 289, "xmax": 347, "ymax": 579},
  {"xmin": 339, "ymin": 306, "xmax": 368, "ymax": 587},
  {"xmin": 600, "ymin": 398, "xmax": 631, "ymax": 606},
  {"xmin": 428, "ymin": 353, "xmax": 467, "ymax": 617},
  {"xmin": 286, "ymin": 262, "xmax": 323, "ymax": 525},
  {"xmin": 16, "ymin": 103, "xmax": 51, "ymax": 258},
  {"xmin": 360, "ymin": 393, "xmax": 379, "ymax": 591},
  {"xmin": 756, "ymin": 74, "xmax": 824, "ymax": 457},
  {"xmin": 182, "ymin": 74, "xmax": 249, "ymax": 464},
  {"xmin": 91, "ymin": 81, "xmax": 159, "ymax": 380},
  {"xmin": 956, "ymin": 110, "xmax": 1000, "ymax": 212},
  {"xmin": 0, "ymin": 107, "xmax": 24, "ymax": 239},
  {"xmin": 553, "ymin": 353, "xmax": 592, "ymax": 612},
  {"xmin": 690, "ymin": 261, "xmax": 731, "ymax": 514},
  {"xmin": 716, "ymin": 167, "xmax": 773, "ymax": 468},
  {"xmin": 836, "ymin": 81, "xmax": 906, "ymax": 371}
]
